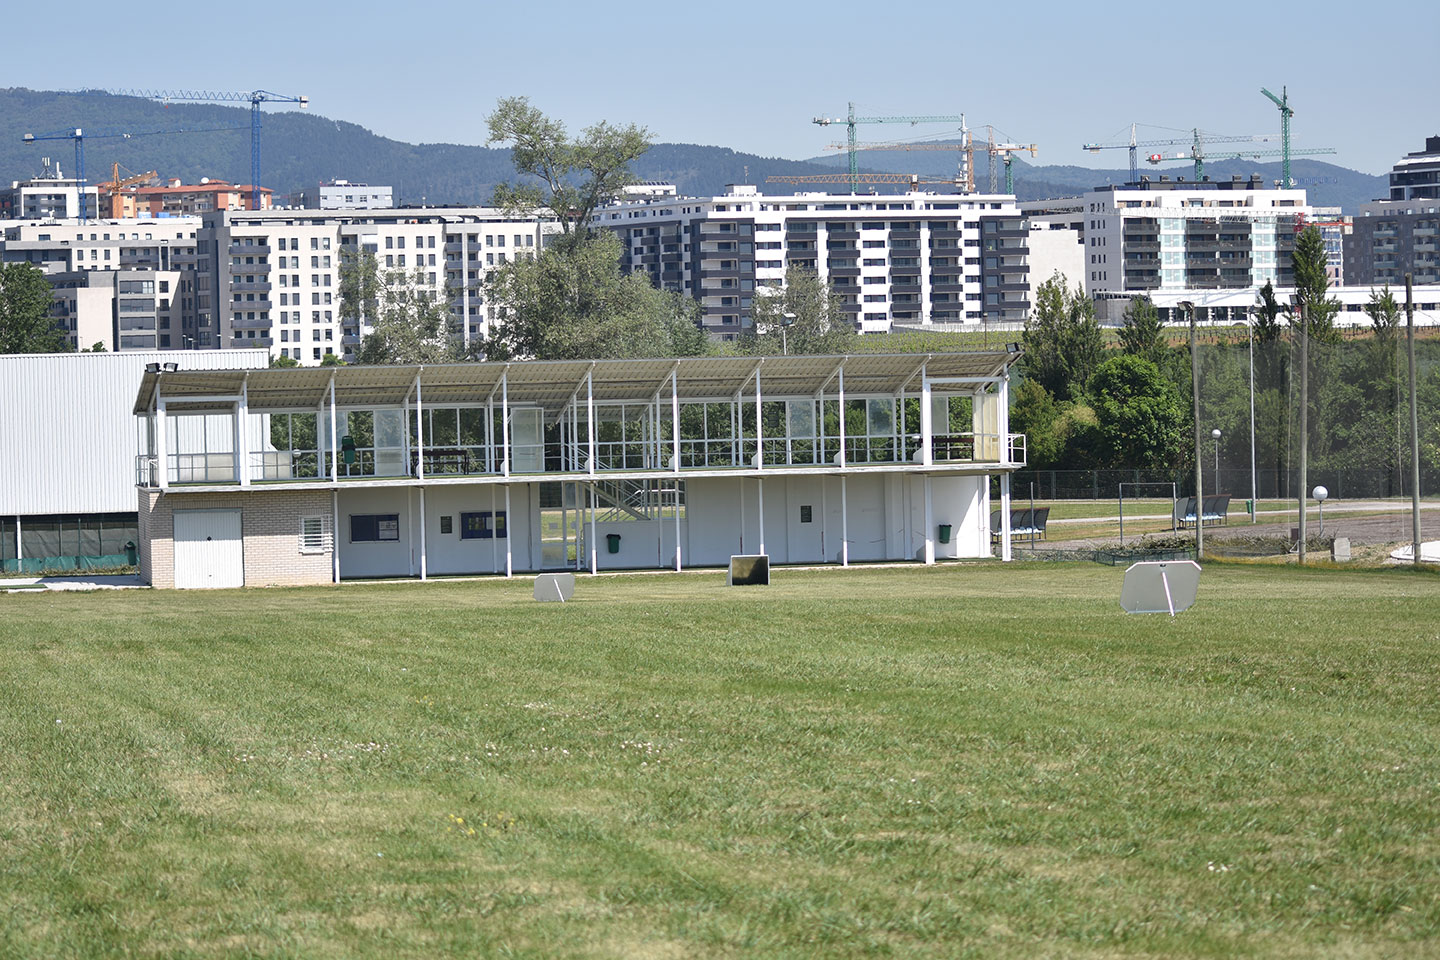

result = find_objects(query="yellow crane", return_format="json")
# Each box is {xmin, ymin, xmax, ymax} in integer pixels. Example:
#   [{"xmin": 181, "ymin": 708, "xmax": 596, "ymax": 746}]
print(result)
[{"xmin": 96, "ymin": 164, "xmax": 160, "ymax": 218}]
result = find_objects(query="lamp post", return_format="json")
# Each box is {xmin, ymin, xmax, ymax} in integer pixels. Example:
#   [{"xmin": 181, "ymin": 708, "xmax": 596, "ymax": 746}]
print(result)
[
  {"xmin": 781, "ymin": 311, "xmax": 796, "ymax": 355},
  {"xmin": 1313, "ymin": 485, "xmax": 1328, "ymax": 539},
  {"xmin": 1294, "ymin": 294, "xmax": 1308, "ymax": 565},
  {"xmin": 1247, "ymin": 309, "xmax": 1257, "ymax": 522},
  {"xmin": 1182, "ymin": 300, "xmax": 1202, "ymax": 559},
  {"xmin": 1212, "ymin": 428, "xmax": 1222, "ymax": 493}
]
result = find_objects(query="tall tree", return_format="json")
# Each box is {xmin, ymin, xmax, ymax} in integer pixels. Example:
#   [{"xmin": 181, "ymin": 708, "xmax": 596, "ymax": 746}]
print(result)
[
  {"xmin": 0, "ymin": 262, "xmax": 63, "ymax": 354},
  {"xmin": 1021, "ymin": 274, "xmax": 1102, "ymax": 402},
  {"xmin": 739, "ymin": 266, "xmax": 856, "ymax": 356},
  {"xmin": 1365, "ymin": 284, "xmax": 1401, "ymax": 345},
  {"xmin": 1116, "ymin": 295, "xmax": 1166, "ymax": 368},
  {"xmin": 486, "ymin": 96, "xmax": 650, "ymax": 240},
  {"xmin": 1289, "ymin": 225, "xmax": 1341, "ymax": 343},
  {"xmin": 1252, "ymin": 280, "xmax": 1285, "ymax": 345},
  {"xmin": 485, "ymin": 229, "xmax": 708, "ymax": 361}
]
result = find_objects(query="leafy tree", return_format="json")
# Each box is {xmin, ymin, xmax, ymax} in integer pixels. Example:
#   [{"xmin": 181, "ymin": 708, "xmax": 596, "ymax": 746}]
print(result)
[
  {"xmin": 486, "ymin": 96, "xmax": 650, "ymax": 240},
  {"xmin": 1117, "ymin": 295, "xmax": 1166, "ymax": 368},
  {"xmin": 1289, "ymin": 225, "xmax": 1341, "ymax": 343},
  {"xmin": 0, "ymin": 262, "xmax": 63, "ymax": 354},
  {"xmin": 320, "ymin": 353, "xmax": 346, "ymax": 367},
  {"xmin": 1021, "ymin": 273, "xmax": 1102, "ymax": 402},
  {"xmin": 1365, "ymin": 284, "xmax": 1401, "ymax": 345},
  {"xmin": 739, "ymin": 266, "xmax": 856, "ymax": 356},
  {"xmin": 269, "ymin": 354, "xmax": 299, "ymax": 368},
  {"xmin": 345, "ymin": 250, "xmax": 458, "ymax": 365},
  {"xmin": 84, "ymin": 341, "xmax": 107, "ymax": 352},
  {"xmin": 1087, "ymin": 354, "xmax": 1188, "ymax": 470},
  {"xmin": 485, "ymin": 229, "xmax": 708, "ymax": 361}
]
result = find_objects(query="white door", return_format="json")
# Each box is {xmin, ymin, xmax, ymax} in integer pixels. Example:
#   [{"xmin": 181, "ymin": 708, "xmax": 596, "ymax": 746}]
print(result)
[{"xmin": 173, "ymin": 509, "xmax": 244, "ymax": 589}]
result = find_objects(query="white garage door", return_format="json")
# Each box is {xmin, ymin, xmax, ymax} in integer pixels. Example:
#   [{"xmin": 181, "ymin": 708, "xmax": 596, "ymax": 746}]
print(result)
[{"xmin": 173, "ymin": 509, "xmax": 244, "ymax": 589}]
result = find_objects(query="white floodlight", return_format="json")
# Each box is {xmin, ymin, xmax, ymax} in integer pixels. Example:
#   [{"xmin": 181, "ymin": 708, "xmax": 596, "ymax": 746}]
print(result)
[
  {"xmin": 1120, "ymin": 560, "xmax": 1201, "ymax": 616},
  {"xmin": 1313, "ymin": 485, "xmax": 1329, "ymax": 537}
]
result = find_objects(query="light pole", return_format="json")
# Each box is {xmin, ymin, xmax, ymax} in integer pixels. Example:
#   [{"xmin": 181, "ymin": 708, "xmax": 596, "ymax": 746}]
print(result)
[
  {"xmin": 1247, "ymin": 309, "xmax": 1257, "ymax": 522},
  {"xmin": 1212, "ymin": 428, "xmax": 1222, "ymax": 493},
  {"xmin": 1313, "ymin": 485, "xmax": 1328, "ymax": 539},
  {"xmin": 781, "ymin": 312, "xmax": 796, "ymax": 355},
  {"xmin": 1294, "ymin": 294, "xmax": 1308, "ymax": 565},
  {"xmin": 1182, "ymin": 300, "xmax": 1202, "ymax": 559}
]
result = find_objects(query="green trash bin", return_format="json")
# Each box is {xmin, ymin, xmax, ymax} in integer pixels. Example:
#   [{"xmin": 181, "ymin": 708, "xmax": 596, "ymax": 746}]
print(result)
[
  {"xmin": 606, "ymin": 533, "xmax": 622, "ymax": 554},
  {"xmin": 938, "ymin": 524, "xmax": 952, "ymax": 544},
  {"xmin": 124, "ymin": 541, "xmax": 137, "ymax": 566},
  {"xmin": 1246, "ymin": 499, "xmax": 1254, "ymax": 519}
]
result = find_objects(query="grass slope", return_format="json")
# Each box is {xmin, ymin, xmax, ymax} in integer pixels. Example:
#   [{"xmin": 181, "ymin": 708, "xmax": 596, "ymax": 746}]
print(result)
[{"xmin": 2, "ymin": 564, "xmax": 1438, "ymax": 958}]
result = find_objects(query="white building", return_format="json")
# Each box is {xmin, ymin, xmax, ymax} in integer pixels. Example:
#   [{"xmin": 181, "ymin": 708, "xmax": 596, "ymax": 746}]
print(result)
[
  {"xmin": 0, "ymin": 350, "xmax": 267, "ymax": 573},
  {"xmin": 1, "ymin": 162, "xmax": 102, "ymax": 221},
  {"xmin": 198, "ymin": 207, "xmax": 561, "ymax": 364},
  {"xmin": 594, "ymin": 185, "xmax": 1030, "ymax": 338},
  {"xmin": 129, "ymin": 351, "xmax": 1026, "ymax": 588},
  {"xmin": 316, "ymin": 180, "xmax": 394, "ymax": 210},
  {"xmin": 1080, "ymin": 176, "xmax": 1313, "ymax": 299}
]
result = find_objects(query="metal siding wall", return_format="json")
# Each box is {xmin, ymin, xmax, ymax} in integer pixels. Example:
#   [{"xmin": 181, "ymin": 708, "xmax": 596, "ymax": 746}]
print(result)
[{"xmin": 0, "ymin": 350, "xmax": 268, "ymax": 515}]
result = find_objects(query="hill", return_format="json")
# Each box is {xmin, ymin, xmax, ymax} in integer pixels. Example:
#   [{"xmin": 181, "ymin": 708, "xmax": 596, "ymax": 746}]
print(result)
[{"xmin": 0, "ymin": 88, "xmax": 1389, "ymax": 212}]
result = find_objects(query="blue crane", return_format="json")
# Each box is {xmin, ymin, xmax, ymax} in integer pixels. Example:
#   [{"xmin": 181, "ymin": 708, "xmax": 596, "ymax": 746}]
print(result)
[
  {"xmin": 21, "ymin": 123, "xmax": 250, "ymax": 223},
  {"xmin": 102, "ymin": 89, "xmax": 309, "ymax": 209},
  {"xmin": 813, "ymin": 103, "xmax": 967, "ymax": 193}
]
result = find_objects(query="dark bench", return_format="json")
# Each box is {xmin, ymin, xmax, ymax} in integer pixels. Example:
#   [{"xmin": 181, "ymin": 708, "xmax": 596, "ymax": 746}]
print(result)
[
  {"xmin": 990, "ymin": 507, "xmax": 1050, "ymax": 542},
  {"xmin": 1174, "ymin": 495, "xmax": 1231, "ymax": 528}
]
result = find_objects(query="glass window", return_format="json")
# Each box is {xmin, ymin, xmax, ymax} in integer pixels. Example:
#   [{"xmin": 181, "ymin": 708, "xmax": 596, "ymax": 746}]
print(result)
[
  {"xmin": 460, "ymin": 511, "xmax": 507, "ymax": 540},
  {"xmin": 350, "ymin": 514, "xmax": 399, "ymax": 542}
]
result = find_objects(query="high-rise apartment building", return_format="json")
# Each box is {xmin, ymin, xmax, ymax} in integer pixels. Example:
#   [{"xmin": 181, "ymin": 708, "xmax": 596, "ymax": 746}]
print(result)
[
  {"xmin": 1344, "ymin": 136, "xmax": 1440, "ymax": 288},
  {"xmin": 594, "ymin": 184, "xmax": 1030, "ymax": 336},
  {"xmin": 196, "ymin": 207, "xmax": 559, "ymax": 363}
]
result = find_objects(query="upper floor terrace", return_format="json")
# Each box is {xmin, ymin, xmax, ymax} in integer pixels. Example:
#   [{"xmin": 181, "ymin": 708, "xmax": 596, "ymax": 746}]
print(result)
[{"xmin": 131, "ymin": 352, "xmax": 1024, "ymax": 491}]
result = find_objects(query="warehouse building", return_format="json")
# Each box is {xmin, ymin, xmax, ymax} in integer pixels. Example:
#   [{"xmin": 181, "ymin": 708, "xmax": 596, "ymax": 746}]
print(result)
[{"xmin": 0, "ymin": 349, "xmax": 267, "ymax": 573}]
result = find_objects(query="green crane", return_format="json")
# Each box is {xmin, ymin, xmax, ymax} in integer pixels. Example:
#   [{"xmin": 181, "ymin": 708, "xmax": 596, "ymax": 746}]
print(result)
[
  {"xmin": 813, "ymin": 103, "xmax": 966, "ymax": 193},
  {"xmin": 1260, "ymin": 86, "xmax": 1298, "ymax": 187}
]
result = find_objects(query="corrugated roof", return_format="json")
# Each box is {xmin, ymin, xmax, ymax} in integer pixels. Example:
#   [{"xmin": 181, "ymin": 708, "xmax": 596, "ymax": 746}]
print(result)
[{"xmin": 133, "ymin": 350, "xmax": 1018, "ymax": 416}]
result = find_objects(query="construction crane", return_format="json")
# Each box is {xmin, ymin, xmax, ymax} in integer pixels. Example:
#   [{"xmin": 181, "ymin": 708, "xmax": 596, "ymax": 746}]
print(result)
[
  {"xmin": 103, "ymin": 89, "xmax": 309, "ymax": 209},
  {"xmin": 1083, "ymin": 125, "xmax": 1271, "ymax": 183},
  {"xmin": 812, "ymin": 103, "xmax": 966, "ymax": 193},
  {"xmin": 1260, "ymin": 86, "xmax": 1311, "ymax": 188},
  {"xmin": 1209, "ymin": 145, "xmax": 1338, "ymax": 183},
  {"xmin": 765, "ymin": 173, "xmax": 963, "ymax": 189},
  {"xmin": 96, "ymin": 164, "xmax": 160, "ymax": 219},
  {"xmin": 983, "ymin": 126, "xmax": 1037, "ymax": 194},
  {"xmin": 825, "ymin": 139, "xmax": 977, "ymax": 192},
  {"xmin": 21, "ymin": 123, "xmax": 247, "ymax": 223}
]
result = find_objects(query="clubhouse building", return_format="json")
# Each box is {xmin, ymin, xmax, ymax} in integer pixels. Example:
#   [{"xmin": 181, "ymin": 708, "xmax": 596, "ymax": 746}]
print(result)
[{"xmin": 132, "ymin": 351, "xmax": 1026, "ymax": 588}]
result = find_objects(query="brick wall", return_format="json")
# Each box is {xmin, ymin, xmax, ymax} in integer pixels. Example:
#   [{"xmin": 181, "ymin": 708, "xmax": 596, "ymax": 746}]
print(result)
[{"xmin": 139, "ymin": 489, "xmax": 334, "ymax": 589}]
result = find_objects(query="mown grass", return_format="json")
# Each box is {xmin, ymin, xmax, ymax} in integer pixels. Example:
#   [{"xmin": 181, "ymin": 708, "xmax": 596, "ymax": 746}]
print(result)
[{"xmin": 2, "ymin": 563, "xmax": 1438, "ymax": 958}]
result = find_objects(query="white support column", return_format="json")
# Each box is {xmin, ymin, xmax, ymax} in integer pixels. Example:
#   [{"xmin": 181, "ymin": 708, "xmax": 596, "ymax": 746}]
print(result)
[
  {"xmin": 331, "ymin": 490, "xmax": 340, "ymax": 583},
  {"xmin": 674, "ymin": 481, "xmax": 682, "ymax": 572},
  {"xmin": 840, "ymin": 476, "xmax": 849, "ymax": 566},
  {"xmin": 414, "ymin": 372, "xmax": 425, "ymax": 480},
  {"xmin": 757, "ymin": 477, "xmax": 766, "ymax": 556},
  {"xmin": 920, "ymin": 376, "xmax": 934, "ymax": 467},
  {"xmin": 486, "ymin": 395, "xmax": 495, "ymax": 474},
  {"xmin": 670, "ymin": 367, "xmax": 680, "ymax": 473},
  {"xmin": 490, "ymin": 484, "xmax": 498, "ymax": 574},
  {"xmin": 738, "ymin": 476, "xmax": 746, "ymax": 554},
  {"xmin": 820, "ymin": 476, "xmax": 829, "ymax": 561},
  {"xmin": 500, "ymin": 370, "xmax": 511, "ymax": 477},
  {"xmin": 754, "ymin": 366, "xmax": 763, "ymax": 468},
  {"xmin": 418, "ymin": 487, "xmax": 428, "ymax": 580},
  {"xmin": 1000, "ymin": 473, "xmax": 1013, "ymax": 562},
  {"xmin": 15, "ymin": 516, "xmax": 22, "ymax": 566},
  {"xmin": 586, "ymin": 369, "xmax": 596, "ymax": 474},
  {"xmin": 328, "ymin": 376, "xmax": 339, "ymax": 483},
  {"xmin": 837, "ymin": 365, "xmax": 847, "ymax": 466},
  {"xmin": 504, "ymin": 484, "xmax": 513, "ymax": 578},
  {"xmin": 923, "ymin": 474, "xmax": 935, "ymax": 565},
  {"xmin": 155, "ymin": 398, "xmax": 169, "ymax": 491},
  {"xmin": 236, "ymin": 374, "xmax": 250, "ymax": 486},
  {"xmin": 589, "ymin": 483, "xmax": 598, "ymax": 575}
]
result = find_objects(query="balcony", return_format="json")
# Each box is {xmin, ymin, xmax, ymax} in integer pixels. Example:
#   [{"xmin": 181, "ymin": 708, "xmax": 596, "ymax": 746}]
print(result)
[
  {"xmin": 229, "ymin": 281, "xmax": 272, "ymax": 293},
  {"xmin": 230, "ymin": 315, "xmax": 271, "ymax": 331},
  {"xmin": 228, "ymin": 243, "xmax": 271, "ymax": 256}
]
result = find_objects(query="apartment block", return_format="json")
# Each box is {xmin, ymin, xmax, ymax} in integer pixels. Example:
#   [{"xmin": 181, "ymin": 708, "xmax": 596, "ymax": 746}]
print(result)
[
  {"xmin": 0, "ymin": 217, "xmax": 203, "ymax": 351},
  {"xmin": 0, "ymin": 165, "xmax": 103, "ymax": 220},
  {"xmin": 314, "ymin": 180, "xmax": 394, "ymax": 210},
  {"xmin": 594, "ymin": 184, "xmax": 1030, "ymax": 337},
  {"xmin": 1080, "ymin": 176, "xmax": 1311, "ymax": 301},
  {"xmin": 1344, "ymin": 136, "xmax": 1440, "ymax": 288},
  {"xmin": 196, "ymin": 207, "xmax": 559, "ymax": 363}
]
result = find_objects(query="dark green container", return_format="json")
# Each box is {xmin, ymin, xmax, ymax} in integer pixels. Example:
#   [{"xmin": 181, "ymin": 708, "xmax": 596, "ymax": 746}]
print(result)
[
  {"xmin": 938, "ymin": 524, "xmax": 952, "ymax": 544},
  {"xmin": 606, "ymin": 533, "xmax": 621, "ymax": 554}
]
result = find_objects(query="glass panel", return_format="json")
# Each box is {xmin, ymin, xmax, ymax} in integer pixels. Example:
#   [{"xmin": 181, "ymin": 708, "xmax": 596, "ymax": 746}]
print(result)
[
  {"xmin": 787, "ymin": 400, "xmax": 815, "ymax": 439},
  {"xmin": 374, "ymin": 409, "xmax": 405, "ymax": 476},
  {"xmin": 867, "ymin": 398, "xmax": 893, "ymax": 437}
]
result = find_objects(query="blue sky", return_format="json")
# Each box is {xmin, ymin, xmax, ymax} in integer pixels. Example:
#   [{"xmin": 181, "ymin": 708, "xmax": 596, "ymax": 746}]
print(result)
[{"xmin": 4, "ymin": 0, "xmax": 1435, "ymax": 175}]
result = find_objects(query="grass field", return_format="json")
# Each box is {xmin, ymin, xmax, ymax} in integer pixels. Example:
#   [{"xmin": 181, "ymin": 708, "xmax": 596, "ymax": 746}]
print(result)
[{"xmin": 3, "ymin": 563, "xmax": 1439, "ymax": 958}]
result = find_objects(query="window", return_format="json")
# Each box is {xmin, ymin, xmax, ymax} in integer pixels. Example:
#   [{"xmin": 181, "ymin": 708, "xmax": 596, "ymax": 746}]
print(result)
[
  {"xmin": 350, "ymin": 514, "xmax": 399, "ymax": 542},
  {"xmin": 461, "ymin": 511, "xmax": 507, "ymax": 540},
  {"xmin": 299, "ymin": 516, "xmax": 329, "ymax": 553}
]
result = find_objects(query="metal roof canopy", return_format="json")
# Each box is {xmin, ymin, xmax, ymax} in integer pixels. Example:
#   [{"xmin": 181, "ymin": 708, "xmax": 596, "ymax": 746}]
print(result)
[{"xmin": 133, "ymin": 351, "xmax": 1018, "ymax": 416}]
